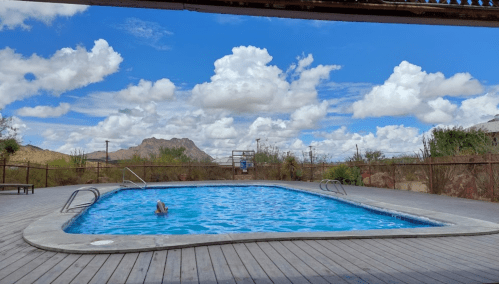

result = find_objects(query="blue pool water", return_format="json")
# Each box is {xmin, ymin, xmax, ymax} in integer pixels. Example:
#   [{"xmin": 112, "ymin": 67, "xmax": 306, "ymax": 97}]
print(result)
[{"xmin": 65, "ymin": 185, "xmax": 442, "ymax": 235}]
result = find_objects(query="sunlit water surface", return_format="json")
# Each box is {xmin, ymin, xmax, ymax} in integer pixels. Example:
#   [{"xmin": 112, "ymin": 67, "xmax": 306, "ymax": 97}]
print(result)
[{"xmin": 65, "ymin": 185, "xmax": 440, "ymax": 235}]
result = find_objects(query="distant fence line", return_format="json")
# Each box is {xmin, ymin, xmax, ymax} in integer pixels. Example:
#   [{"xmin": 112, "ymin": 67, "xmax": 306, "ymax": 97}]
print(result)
[{"xmin": 2, "ymin": 153, "xmax": 498, "ymax": 202}]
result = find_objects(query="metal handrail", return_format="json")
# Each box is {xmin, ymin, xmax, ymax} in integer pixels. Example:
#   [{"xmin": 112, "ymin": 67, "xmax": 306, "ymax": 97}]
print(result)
[
  {"xmin": 122, "ymin": 167, "xmax": 147, "ymax": 189},
  {"xmin": 61, "ymin": 187, "xmax": 100, "ymax": 213},
  {"xmin": 319, "ymin": 179, "xmax": 347, "ymax": 195}
]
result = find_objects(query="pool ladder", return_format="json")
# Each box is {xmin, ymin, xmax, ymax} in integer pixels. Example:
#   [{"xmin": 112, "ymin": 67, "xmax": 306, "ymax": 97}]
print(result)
[
  {"xmin": 320, "ymin": 179, "xmax": 347, "ymax": 195},
  {"xmin": 122, "ymin": 167, "xmax": 147, "ymax": 189},
  {"xmin": 61, "ymin": 187, "xmax": 100, "ymax": 213}
]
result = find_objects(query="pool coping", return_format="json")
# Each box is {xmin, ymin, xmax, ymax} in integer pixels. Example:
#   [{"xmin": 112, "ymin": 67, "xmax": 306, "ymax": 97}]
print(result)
[{"xmin": 23, "ymin": 182, "xmax": 499, "ymax": 254}]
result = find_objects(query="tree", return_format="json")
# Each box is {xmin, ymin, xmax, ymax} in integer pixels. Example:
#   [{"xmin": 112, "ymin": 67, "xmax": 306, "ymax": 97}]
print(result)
[
  {"xmin": 0, "ymin": 112, "xmax": 20, "ymax": 159},
  {"xmin": 364, "ymin": 149, "xmax": 385, "ymax": 163}
]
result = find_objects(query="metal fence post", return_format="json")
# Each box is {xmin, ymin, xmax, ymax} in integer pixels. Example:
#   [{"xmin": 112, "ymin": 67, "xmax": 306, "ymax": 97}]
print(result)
[
  {"xmin": 393, "ymin": 163, "xmax": 396, "ymax": 189},
  {"xmin": 429, "ymin": 157, "xmax": 433, "ymax": 194},
  {"xmin": 2, "ymin": 158, "xmax": 5, "ymax": 184},
  {"xmin": 369, "ymin": 164, "xmax": 371, "ymax": 186},
  {"xmin": 97, "ymin": 162, "xmax": 99, "ymax": 181},
  {"xmin": 26, "ymin": 161, "xmax": 30, "ymax": 184},
  {"xmin": 45, "ymin": 164, "xmax": 48, "ymax": 188},
  {"xmin": 489, "ymin": 153, "xmax": 494, "ymax": 200}
]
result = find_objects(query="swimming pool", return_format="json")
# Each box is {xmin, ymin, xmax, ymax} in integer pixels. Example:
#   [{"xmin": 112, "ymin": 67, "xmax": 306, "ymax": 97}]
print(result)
[{"xmin": 65, "ymin": 185, "xmax": 443, "ymax": 235}]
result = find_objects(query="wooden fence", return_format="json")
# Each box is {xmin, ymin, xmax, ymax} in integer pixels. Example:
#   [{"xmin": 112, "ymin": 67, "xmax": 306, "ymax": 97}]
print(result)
[{"xmin": 1, "ymin": 154, "xmax": 498, "ymax": 202}]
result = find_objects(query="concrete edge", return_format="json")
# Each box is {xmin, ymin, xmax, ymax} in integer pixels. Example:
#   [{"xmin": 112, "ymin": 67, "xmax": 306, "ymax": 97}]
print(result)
[{"xmin": 23, "ymin": 182, "xmax": 499, "ymax": 254}]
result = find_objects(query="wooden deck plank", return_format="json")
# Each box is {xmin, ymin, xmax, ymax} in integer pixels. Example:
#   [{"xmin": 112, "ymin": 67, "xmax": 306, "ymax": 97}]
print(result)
[
  {"xmin": 70, "ymin": 254, "xmax": 110, "ymax": 284},
  {"xmin": 126, "ymin": 251, "xmax": 153, "ymax": 284},
  {"xmin": 0, "ymin": 251, "xmax": 57, "ymax": 284},
  {"xmin": 31, "ymin": 253, "xmax": 81, "ymax": 284},
  {"xmin": 163, "ymin": 249, "xmax": 181, "ymax": 284},
  {"xmin": 87, "ymin": 254, "xmax": 124, "ymax": 284},
  {"xmin": 279, "ymin": 241, "xmax": 349, "ymax": 284},
  {"xmin": 394, "ymin": 238, "xmax": 498, "ymax": 283},
  {"xmin": 344, "ymin": 239, "xmax": 439, "ymax": 284},
  {"xmin": 51, "ymin": 254, "xmax": 95, "ymax": 284},
  {"xmin": 107, "ymin": 252, "xmax": 139, "ymax": 284},
  {"xmin": 244, "ymin": 242, "xmax": 291, "ymax": 284},
  {"xmin": 257, "ymin": 242, "xmax": 310, "ymax": 284},
  {"xmin": 390, "ymin": 238, "xmax": 495, "ymax": 283},
  {"xmin": 0, "ymin": 245, "xmax": 36, "ymax": 265},
  {"xmin": 181, "ymin": 248, "xmax": 198, "ymax": 284},
  {"xmin": 232, "ymin": 243, "xmax": 273, "ymax": 284},
  {"xmin": 0, "ymin": 249, "xmax": 44, "ymax": 278},
  {"xmin": 208, "ymin": 245, "xmax": 236, "ymax": 284},
  {"xmin": 430, "ymin": 237, "xmax": 499, "ymax": 263},
  {"xmin": 451, "ymin": 236, "xmax": 499, "ymax": 251},
  {"xmin": 220, "ymin": 244, "xmax": 254, "ymax": 284},
  {"xmin": 0, "ymin": 239, "xmax": 32, "ymax": 257},
  {"xmin": 267, "ymin": 241, "xmax": 330, "ymax": 284},
  {"xmin": 195, "ymin": 246, "xmax": 217, "ymax": 284},
  {"xmin": 310, "ymin": 240, "xmax": 388, "ymax": 283},
  {"xmin": 268, "ymin": 242, "xmax": 338, "ymax": 284},
  {"xmin": 298, "ymin": 240, "xmax": 379, "ymax": 284},
  {"xmin": 407, "ymin": 238, "xmax": 499, "ymax": 277},
  {"xmin": 374, "ymin": 239, "xmax": 474, "ymax": 284},
  {"xmin": 0, "ymin": 234, "xmax": 25, "ymax": 250},
  {"xmin": 360, "ymin": 239, "xmax": 460, "ymax": 284},
  {"xmin": 143, "ymin": 250, "xmax": 167, "ymax": 284},
  {"xmin": 13, "ymin": 253, "xmax": 68, "ymax": 284}
]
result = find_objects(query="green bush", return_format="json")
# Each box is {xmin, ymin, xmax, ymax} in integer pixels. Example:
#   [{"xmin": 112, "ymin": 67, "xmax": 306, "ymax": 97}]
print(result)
[
  {"xmin": 323, "ymin": 164, "xmax": 354, "ymax": 184},
  {"xmin": 350, "ymin": 166, "xmax": 364, "ymax": 186}
]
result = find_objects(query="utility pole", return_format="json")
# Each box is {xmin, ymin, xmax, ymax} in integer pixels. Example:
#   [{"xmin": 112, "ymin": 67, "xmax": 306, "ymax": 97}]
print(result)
[
  {"xmin": 256, "ymin": 138, "xmax": 260, "ymax": 153},
  {"xmin": 105, "ymin": 140, "xmax": 109, "ymax": 165}
]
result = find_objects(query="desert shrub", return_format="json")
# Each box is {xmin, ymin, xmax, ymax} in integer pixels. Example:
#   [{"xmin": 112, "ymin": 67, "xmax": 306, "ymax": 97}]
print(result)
[
  {"xmin": 70, "ymin": 149, "xmax": 87, "ymax": 167},
  {"xmin": 282, "ymin": 156, "xmax": 299, "ymax": 181},
  {"xmin": 405, "ymin": 172, "xmax": 417, "ymax": 181},
  {"xmin": 323, "ymin": 164, "xmax": 354, "ymax": 184},
  {"xmin": 350, "ymin": 166, "xmax": 364, "ymax": 186},
  {"xmin": 255, "ymin": 142, "xmax": 283, "ymax": 164},
  {"xmin": 188, "ymin": 167, "xmax": 206, "ymax": 181}
]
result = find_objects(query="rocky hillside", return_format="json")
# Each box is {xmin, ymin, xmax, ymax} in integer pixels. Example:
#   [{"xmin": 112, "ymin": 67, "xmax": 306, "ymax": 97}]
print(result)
[{"xmin": 86, "ymin": 137, "xmax": 213, "ymax": 162}]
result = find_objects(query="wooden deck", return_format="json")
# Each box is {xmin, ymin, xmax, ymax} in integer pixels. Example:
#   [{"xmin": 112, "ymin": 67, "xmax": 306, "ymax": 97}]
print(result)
[{"xmin": 1, "ymin": 185, "xmax": 499, "ymax": 283}]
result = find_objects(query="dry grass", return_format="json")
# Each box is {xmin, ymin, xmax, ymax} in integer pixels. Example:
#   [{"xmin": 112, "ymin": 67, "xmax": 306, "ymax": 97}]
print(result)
[{"xmin": 8, "ymin": 146, "xmax": 98, "ymax": 166}]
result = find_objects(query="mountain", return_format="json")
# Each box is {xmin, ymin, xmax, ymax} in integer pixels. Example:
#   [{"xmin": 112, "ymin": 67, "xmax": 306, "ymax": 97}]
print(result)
[{"xmin": 86, "ymin": 137, "xmax": 213, "ymax": 162}]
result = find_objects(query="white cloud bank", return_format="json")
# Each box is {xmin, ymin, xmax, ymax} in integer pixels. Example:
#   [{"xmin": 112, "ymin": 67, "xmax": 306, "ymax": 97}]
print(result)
[
  {"xmin": 17, "ymin": 102, "xmax": 70, "ymax": 117},
  {"xmin": 0, "ymin": 39, "xmax": 123, "ymax": 108},
  {"xmin": 191, "ymin": 46, "xmax": 340, "ymax": 114},
  {"xmin": 352, "ymin": 61, "xmax": 483, "ymax": 124},
  {"xmin": 0, "ymin": 0, "xmax": 88, "ymax": 30},
  {"xmin": 113, "ymin": 79, "xmax": 176, "ymax": 104}
]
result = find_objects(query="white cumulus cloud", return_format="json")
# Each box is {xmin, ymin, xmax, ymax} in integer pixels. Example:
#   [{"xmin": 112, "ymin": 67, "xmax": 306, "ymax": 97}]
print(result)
[
  {"xmin": 290, "ymin": 101, "xmax": 328, "ymax": 130},
  {"xmin": 0, "ymin": 0, "xmax": 88, "ymax": 31},
  {"xmin": 191, "ymin": 46, "xmax": 339, "ymax": 114},
  {"xmin": 204, "ymin": 117, "xmax": 238, "ymax": 139},
  {"xmin": 352, "ymin": 61, "xmax": 483, "ymax": 124},
  {"xmin": 113, "ymin": 78, "xmax": 176, "ymax": 104},
  {"xmin": 16, "ymin": 102, "xmax": 70, "ymax": 117},
  {"xmin": 0, "ymin": 39, "xmax": 123, "ymax": 108}
]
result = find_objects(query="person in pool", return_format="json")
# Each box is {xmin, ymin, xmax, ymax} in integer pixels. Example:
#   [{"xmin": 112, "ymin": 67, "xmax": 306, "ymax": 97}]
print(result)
[{"xmin": 155, "ymin": 200, "xmax": 168, "ymax": 215}]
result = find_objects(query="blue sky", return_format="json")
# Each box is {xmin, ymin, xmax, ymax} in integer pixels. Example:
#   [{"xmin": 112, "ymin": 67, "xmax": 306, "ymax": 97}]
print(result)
[{"xmin": 1, "ymin": 0, "xmax": 499, "ymax": 161}]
